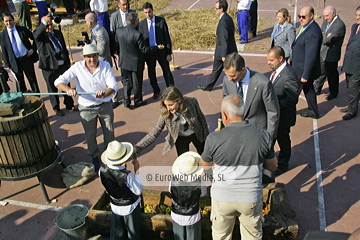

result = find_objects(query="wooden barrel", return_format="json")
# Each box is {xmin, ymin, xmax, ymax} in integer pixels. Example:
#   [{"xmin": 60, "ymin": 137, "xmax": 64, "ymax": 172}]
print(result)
[{"xmin": 0, "ymin": 96, "xmax": 58, "ymax": 179}]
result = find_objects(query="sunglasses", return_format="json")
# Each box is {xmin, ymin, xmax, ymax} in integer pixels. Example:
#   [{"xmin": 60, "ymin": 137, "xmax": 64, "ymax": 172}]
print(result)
[{"xmin": 298, "ymin": 15, "xmax": 308, "ymax": 19}]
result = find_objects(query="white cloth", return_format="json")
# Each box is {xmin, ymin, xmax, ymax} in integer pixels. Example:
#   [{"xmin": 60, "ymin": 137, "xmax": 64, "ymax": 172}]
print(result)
[
  {"xmin": 237, "ymin": 68, "xmax": 250, "ymax": 106},
  {"xmin": 237, "ymin": 0, "xmax": 251, "ymax": 10},
  {"xmin": 7, "ymin": 27, "xmax": 28, "ymax": 58},
  {"xmin": 90, "ymin": 0, "xmax": 108, "ymax": 12},
  {"xmin": 169, "ymin": 181, "xmax": 207, "ymax": 226},
  {"xmin": 54, "ymin": 59, "xmax": 118, "ymax": 107},
  {"xmin": 12, "ymin": 0, "xmax": 26, "ymax": 3}
]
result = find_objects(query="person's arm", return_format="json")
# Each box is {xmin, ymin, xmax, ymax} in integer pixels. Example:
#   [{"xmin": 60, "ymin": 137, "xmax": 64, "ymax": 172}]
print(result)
[
  {"xmin": 323, "ymin": 21, "xmax": 345, "ymax": 45},
  {"xmin": 262, "ymin": 79, "xmax": 280, "ymax": 139},
  {"xmin": 33, "ymin": 16, "xmax": 49, "ymax": 42},
  {"xmin": 193, "ymin": 98, "xmax": 209, "ymax": 140},
  {"xmin": 162, "ymin": 18, "xmax": 172, "ymax": 57},
  {"xmin": 137, "ymin": 32, "xmax": 163, "ymax": 54},
  {"xmin": 134, "ymin": 115, "xmax": 166, "ymax": 154},
  {"xmin": 279, "ymin": 69, "xmax": 298, "ymax": 109},
  {"xmin": 54, "ymin": 65, "xmax": 77, "ymax": 96},
  {"xmin": 301, "ymin": 28, "xmax": 322, "ymax": 82},
  {"xmin": 94, "ymin": 30, "xmax": 107, "ymax": 57},
  {"xmin": 263, "ymin": 156, "xmax": 278, "ymax": 172},
  {"xmin": 101, "ymin": 62, "xmax": 118, "ymax": 97},
  {"xmin": 200, "ymin": 157, "xmax": 213, "ymax": 170},
  {"xmin": 126, "ymin": 171, "xmax": 143, "ymax": 196}
]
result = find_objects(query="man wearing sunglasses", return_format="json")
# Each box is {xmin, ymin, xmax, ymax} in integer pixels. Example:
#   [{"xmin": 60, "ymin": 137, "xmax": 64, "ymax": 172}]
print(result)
[{"xmin": 291, "ymin": 6, "xmax": 322, "ymax": 119}]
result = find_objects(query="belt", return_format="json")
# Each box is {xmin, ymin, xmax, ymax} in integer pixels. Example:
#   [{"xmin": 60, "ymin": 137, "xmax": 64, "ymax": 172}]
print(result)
[
  {"xmin": 87, "ymin": 101, "xmax": 107, "ymax": 107},
  {"xmin": 238, "ymin": 9, "xmax": 249, "ymax": 11},
  {"xmin": 16, "ymin": 55, "xmax": 28, "ymax": 60}
]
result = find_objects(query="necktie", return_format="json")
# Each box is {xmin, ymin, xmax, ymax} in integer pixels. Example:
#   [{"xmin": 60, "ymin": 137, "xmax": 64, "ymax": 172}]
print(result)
[
  {"xmin": 295, "ymin": 26, "xmax": 304, "ymax": 39},
  {"xmin": 149, "ymin": 20, "xmax": 156, "ymax": 46},
  {"xmin": 356, "ymin": 25, "xmax": 360, "ymax": 35},
  {"xmin": 270, "ymin": 70, "xmax": 277, "ymax": 82},
  {"xmin": 10, "ymin": 29, "xmax": 20, "ymax": 58},
  {"xmin": 237, "ymin": 82, "xmax": 243, "ymax": 98},
  {"xmin": 48, "ymin": 33, "xmax": 62, "ymax": 53}
]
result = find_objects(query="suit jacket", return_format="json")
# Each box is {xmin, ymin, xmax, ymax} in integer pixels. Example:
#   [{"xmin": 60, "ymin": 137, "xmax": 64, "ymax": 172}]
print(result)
[
  {"xmin": 342, "ymin": 23, "xmax": 360, "ymax": 76},
  {"xmin": 320, "ymin": 16, "xmax": 346, "ymax": 62},
  {"xmin": 33, "ymin": 23, "xmax": 70, "ymax": 70},
  {"xmin": 115, "ymin": 25, "xmax": 158, "ymax": 72},
  {"xmin": 91, "ymin": 24, "xmax": 112, "ymax": 67},
  {"xmin": 272, "ymin": 64, "xmax": 298, "ymax": 128},
  {"xmin": 110, "ymin": 9, "xmax": 135, "ymax": 31},
  {"xmin": 0, "ymin": 26, "xmax": 38, "ymax": 73},
  {"xmin": 138, "ymin": 15, "xmax": 172, "ymax": 57},
  {"xmin": 222, "ymin": 70, "xmax": 280, "ymax": 138},
  {"xmin": 270, "ymin": 22, "xmax": 296, "ymax": 58},
  {"xmin": 134, "ymin": 97, "xmax": 209, "ymax": 155},
  {"xmin": 291, "ymin": 21, "xmax": 323, "ymax": 81},
  {"xmin": 214, "ymin": 12, "xmax": 237, "ymax": 60}
]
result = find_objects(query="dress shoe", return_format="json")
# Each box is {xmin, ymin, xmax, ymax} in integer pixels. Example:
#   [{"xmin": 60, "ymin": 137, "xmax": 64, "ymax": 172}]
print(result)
[
  {"xmin": 300, "ymin": 112, "xmax": 319, "ymax": 119},
  {"xmin": 112, "ymin": 101, "xmax": 120, "ymax": 109},
  {"xmin": 124, "ymin": 103, "xmax": 131, "ymax": 109},
  {"xmin": 66, "ymin": 106, "xmax": 79, "ymax": 111},
  {"xmin": 56, "ymin": 110, "xmax": 65, "ymax": 116},
  {"xmin": 339, "ymin": 107, "xmax": 348, "ymax": 113},
  {"xmin": 342, "ymin": 113, "xmax": 355, "ymax": 120},
  {"xmin": 134, "ymin": 100, "xmax": 148, "ymax": 108},
  {"xmin": 325, "ymin": 94, "xmax": 337, "ymax": 100},
  {"xmin": 197, "ymin": 85, "xmax": 212, "ymax": 91},
  {"xmin": 274, "ymin": 167, "xmax": 288, "ymax": 176},
  {"xmin": 152, "ymin": 92, "xmax": 160, "ymax": 100}
]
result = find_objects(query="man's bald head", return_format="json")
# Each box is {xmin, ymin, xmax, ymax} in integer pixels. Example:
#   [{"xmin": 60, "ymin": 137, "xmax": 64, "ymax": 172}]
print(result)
[
  {"xmin": 299, "ymin": 6, "xmax": 314, "ymax": 26},
  {"xmin": 85, "ymin": 13, "xmax": 97, "ymax": 29},
  {"xmin": 323, "ymin": 6, "xmax": 336, "ymax": 23}
]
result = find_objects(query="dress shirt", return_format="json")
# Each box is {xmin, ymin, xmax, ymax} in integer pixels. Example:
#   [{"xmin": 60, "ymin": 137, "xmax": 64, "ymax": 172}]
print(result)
[
  {"xmin": 274, "ymin": 22, "xmax": 288, "ymax": 38},
  {"xmin": 147, "ymin": 16, "xmax": 157, "ymax": 46},
  {"xmin": 7, "ymin": 27, "xmax": 28, "ymax": 58},
  {"xmin": 91, "ymin": 24, "xmax": 100, "ymax": 35},
  {"xmin": 177, "ymin": 113, "xmax": 194, "ymax": 136},
  {"xmin": 54, "ymin": 59, "xmax": 118, "ymax": 107},
  {"xmin": 270, "ymin": 61, "xmax": 287, "ymax": 81},
  {"xmin": 105, "ymin": 165, "xmax": 143, "ymax": 216},
  {"xmin": 237, "ymin": 68, "xmax": 250, "ymax": 106},
  {"xmin": 89, "ymin": 0, "xmax": 108, "ymax": 13},
  {"xmin": 325, "ymin": 15, "xmax": 338, "ymax": 33},
  {"xmin": 169, "ymin": 181, "xmax": 207, "ymax": 226},
  {"xmin": 120, "ymin": 10, "xmax": 127, "ymax": 26},
  {"xmin": 237, "ymin": 0, "xmax": 251, "ymax": 10}
]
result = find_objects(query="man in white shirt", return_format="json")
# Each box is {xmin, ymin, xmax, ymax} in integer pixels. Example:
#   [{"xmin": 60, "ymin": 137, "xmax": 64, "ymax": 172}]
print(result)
[
  {"xmin": 89, "ymin": 0, "xmax": 110, "ymax": 32},
  {"xmin": 236, "ymin": 0, "xmax": 252, "ymax": 43},
  {"xmin": 54, "ymin": 44, "xmax": 118, "ymax": 170}
]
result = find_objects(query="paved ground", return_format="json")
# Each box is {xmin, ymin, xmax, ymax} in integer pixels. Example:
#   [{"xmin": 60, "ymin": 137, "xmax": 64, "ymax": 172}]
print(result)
[{"xmin": 1, "ymin": 0, "xmax": 360, "ymax": 239}]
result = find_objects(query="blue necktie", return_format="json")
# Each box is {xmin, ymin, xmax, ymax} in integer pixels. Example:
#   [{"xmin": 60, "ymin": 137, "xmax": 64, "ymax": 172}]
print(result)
[
  {"xmin": 10, "ymin": 29, "xmax": 20, "ymax": 58},
  {"xmin": 237, "ymin": 82, "xmax": 243, "ymax": 98},
  {"xmin": 149, "ymin": 20, "xmax": 156, "ymax": 46}
]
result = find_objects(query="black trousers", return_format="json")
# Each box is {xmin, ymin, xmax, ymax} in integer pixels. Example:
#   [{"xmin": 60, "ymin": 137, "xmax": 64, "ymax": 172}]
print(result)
[
  {"xmin": 204, "ymin": 58, "xmax": 223, "ymax": 90},
  {"xmin": 346, "ymin": 73, "xmax": 360, "ymax": 116},
  {"xmin": 299, "ymin": 80, "xmax": 319, "ymax": 117},
  {"xmin": 175, "ymin": 134, "xmax": 204, "ymax": 156},
  {"xmin": 248, "ymin": 0, "xmax": 258, "ymax": 36},
  {"xmin": 121, "ymin": 68, "xmax": 143, "ymax": 106},
  {"xmin": 145, "ymin": 52, "xmax": 174, "ymax": 94},
  {"xmin": 42, "ymin": 63, "xmax": 74, "ymax": 111},
  {"xmin": 313, "ymin": 61, "xmax": 339, "ymax": 96},
  {"xmin": 14, "ymin": 56, "xmax": 39, "ymax": 93},
  {"xmin": 274, "ymin": 127, "xmax": 291, "ymax": 170}
]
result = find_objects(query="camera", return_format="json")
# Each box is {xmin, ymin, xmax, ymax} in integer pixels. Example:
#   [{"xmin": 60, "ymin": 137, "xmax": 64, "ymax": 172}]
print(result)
[
  {"xmin": 77, "ymin": 32, "xmax": 91, "ymax": 46},
  {"xmin": 49, "ymin": 4, "xmax": 61, "ymax": 24}
]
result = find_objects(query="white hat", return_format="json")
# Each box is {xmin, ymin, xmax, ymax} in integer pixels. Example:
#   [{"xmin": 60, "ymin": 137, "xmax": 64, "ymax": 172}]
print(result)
[
  {"xmin": 101, "ymin": 141, "xmax": 134, "ymax": 165},
  {"xmin": 172, "ymin": 151, "xmax": 203, "ymax": 182},
  {"xmin": 82, "ymin": 44, "xmax": 99, "ymax": 56}
]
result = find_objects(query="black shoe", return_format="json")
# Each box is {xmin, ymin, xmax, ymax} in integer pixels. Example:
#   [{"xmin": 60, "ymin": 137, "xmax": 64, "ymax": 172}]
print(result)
[
  {"xmin": 325, "ymin": 94, "xmax": 337, "ymax": 100},
  {"xmin": 300, "ymin": 112, "xmax": 319, "ymax": 119},
  {"xmin": 134, "ymin": 100, "xmax": 148, "ymax": 108},
  {"xmin": 56, "ymin": 109, "xmax": 65, "ymax": 116},
  {"xmin": 124, "ymin": 103, "xmax": 131, "ymax": 109},
  {"xmin": 112, "ymin": 102, "xmax": 120, "ymax": 109},
  {"xmin": 342, "ymin": 113, "xmax": 355, "ymax": 120},
  {"xmin": 315, "ymin": 91, "xmax": 321, "ymax": 96},
  {"xmin": 274, "ymin": 167, "xmax": 288, "ymax": 176},
  {"xmin": 198, "ymin": 85, "xmax": 212, "ymax": 91},
  {"xmin": 152, "ymin": 92, "xmax": 160, "ymax": 100},
  {"xmin": 92, "ymin": 156, "xmax": 100, "ymax": 171}
]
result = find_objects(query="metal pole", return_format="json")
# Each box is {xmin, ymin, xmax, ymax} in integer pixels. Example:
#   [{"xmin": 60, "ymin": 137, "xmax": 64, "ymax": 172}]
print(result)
[{"xmin": 22, "ymin": 92, "xmax": 96, "ymax": 96}]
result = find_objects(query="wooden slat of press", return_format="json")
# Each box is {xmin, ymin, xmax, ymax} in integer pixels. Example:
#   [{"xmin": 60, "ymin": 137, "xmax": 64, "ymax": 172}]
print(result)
[
  {"xmin": 0, "ymin": 122, "xmax": 12, "ymax": 177},
  {"xmin": 11, "ymin": 117, "xmax": 32, "ymax": 176},
  {"xmin": 1, "ymin": 121, "xmax": 21, "ymax": 177}
]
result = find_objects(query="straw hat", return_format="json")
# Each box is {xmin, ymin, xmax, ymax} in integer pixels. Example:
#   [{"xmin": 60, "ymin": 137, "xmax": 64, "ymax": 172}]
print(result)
[
  {"xmin": 82, "ymin": 44, "xmax": 99, "ymax": 56},
  {"xmin": 101, "ymin": 141, "xmax": 134, "ymax": 166},
  {"xmin": 172, "ymin": 151, "xmax": 203, "ymax": 182}
]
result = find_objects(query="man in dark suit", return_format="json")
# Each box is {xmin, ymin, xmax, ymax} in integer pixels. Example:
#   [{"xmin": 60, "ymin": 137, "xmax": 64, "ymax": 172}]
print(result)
[
  {"xmin": 138, "ymin": 2, "xmax": 174, "ymax": 100},
  {"xmin": 0, "ymin": 12, "xmax": 39, "ymax": 93},
  {"xmin": 341, "ymin": 6, "xmax": 360, "ymax": 121},
  {"xmin": 313, "ymin": 6, "xmax": 346, "ymax": 100},
  {"xmin": 110, "ymin": 0, "xmax": 135, "ymax": 31},
  {"xmin": 33, "ymin": 15, "xmax": 76, "ymax": 116},
  {"xmin": 198, "ymin": 0, "xmax": 237, "ymax": 91},
  {"xmin": 291, "ymin": 6, "xmax": 322, "ymax": 119},
  {"xmin": 115, "ymin": 12, "xmax": 163, "ymax": 109},
  {"xmin": 267, "ymin": 46, "xmax": 298, "ymax": 175}
]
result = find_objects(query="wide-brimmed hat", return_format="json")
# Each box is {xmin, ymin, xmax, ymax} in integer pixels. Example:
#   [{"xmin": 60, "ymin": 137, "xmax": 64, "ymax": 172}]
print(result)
[
  {"xmin": 172, "ymin": 151, "xmax": 203, "ymax": 182},
  {"xmin": 101, "ymin": 141, "xmax": 133, "ymax": 166},
  {"xmin": 82, "ymin": 44, "xmax": 99, "ymax": 56}
]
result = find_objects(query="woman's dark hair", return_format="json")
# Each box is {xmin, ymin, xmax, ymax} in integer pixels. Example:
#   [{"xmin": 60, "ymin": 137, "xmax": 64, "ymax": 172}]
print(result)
[{"xmin": 160, "ymin": 86, "xmax": 187, "ymax": 118}]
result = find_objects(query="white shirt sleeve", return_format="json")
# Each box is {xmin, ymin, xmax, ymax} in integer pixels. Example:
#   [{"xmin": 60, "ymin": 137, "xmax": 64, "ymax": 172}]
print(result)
[{"xmin": 126, "ymin": 172, "xmax": 143, "ymax": 196}]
